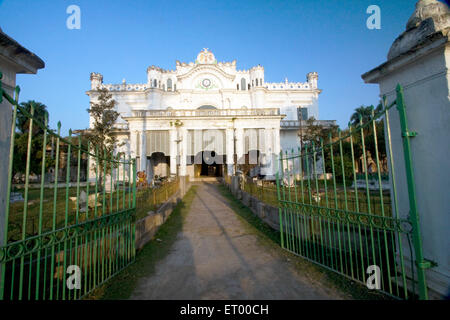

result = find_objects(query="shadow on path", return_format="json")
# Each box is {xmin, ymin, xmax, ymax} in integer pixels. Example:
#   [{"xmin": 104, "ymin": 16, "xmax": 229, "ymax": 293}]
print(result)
[{"xmin": 131, "ymin": 183, "xmax": 345, "ymax": 300}]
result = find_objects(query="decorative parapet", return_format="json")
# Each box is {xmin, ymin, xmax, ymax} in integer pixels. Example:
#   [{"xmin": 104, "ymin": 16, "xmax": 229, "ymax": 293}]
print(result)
[
  {"xmin": 147, "ymin": 65, "xmax": 165, "ymax": 72},
  {"xmin": 147, "ymin": 65, "xmax": 176, "ymax": 74},
  {"xmin": 97, "ymin": 80, "xmax": 315, "ymax": 92},
  {"xmin": 265, "ymin": 72, "xmax": 318, "ymax": 90},
  {"xmin": 265, "ymin": 81, "xmax": 311, "ymax": 90},
  {"xmin": 217, "ymin": 60, "xmax": 237, "ymax": 67},
  {"xmin": 130, "ymin": 108, "xmax": 281, "ymax": 118},
  {"xmin": 96, "ymin": 83, "xmax": 149, "ymax": 92},
  {"xmin": 280, "ymin": 119, "xmax": 336, "ymax": 129}
]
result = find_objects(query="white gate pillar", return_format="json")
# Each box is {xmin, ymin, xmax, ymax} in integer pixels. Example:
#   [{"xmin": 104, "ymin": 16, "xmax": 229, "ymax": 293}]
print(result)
[
  {"xmin": 362, "ymin": 0, "xmax": 450, "ymax": 298},
  {"xmin": 0, "ymin": 34, "xmax": 44, "ymax": 272}
]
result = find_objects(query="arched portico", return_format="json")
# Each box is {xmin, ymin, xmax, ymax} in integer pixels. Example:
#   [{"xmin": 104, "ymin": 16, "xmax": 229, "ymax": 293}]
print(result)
[{"xmin": 123, "ymin": 107, "xmax": 282, "ymax": 181}]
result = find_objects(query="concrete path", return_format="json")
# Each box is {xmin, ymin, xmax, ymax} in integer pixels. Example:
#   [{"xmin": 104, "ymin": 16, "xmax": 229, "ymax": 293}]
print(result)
[{"xmin": 131, "ymin": 182, "xmax": 345, "ymax": 300}]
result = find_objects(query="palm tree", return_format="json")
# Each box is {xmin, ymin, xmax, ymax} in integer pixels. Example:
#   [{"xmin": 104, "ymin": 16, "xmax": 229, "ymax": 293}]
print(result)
[
  {"xmin": 350, "ymin": 106, "xmax": 373, "ymax": 127},
  {"xmin": 350, "ymin": 104, "xmax": 383, "ymax": 127},
  {"xmin": 16, "ymin": 100, "xmax": 49, "ymax": 134}
]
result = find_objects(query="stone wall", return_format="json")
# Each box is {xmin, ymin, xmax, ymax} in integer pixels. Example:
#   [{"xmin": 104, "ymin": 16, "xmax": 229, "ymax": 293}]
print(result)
[{"xmin": 224, "ymin": 177, "xmax": 280, "ymax": 231}]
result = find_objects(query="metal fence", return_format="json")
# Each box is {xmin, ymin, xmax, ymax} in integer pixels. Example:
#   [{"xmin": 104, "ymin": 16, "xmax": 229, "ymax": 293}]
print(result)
[
  {"xmin": 242, "ymin": 178, "xmax": 278, "ymax": 207},
  {"xmin": 276, "ymin": 85, "xmax": 429, "ymax": 300},
  {"xmin": 0, "ymin": 74, "xmax": 137, "ymax": 300},
  {"xmin": 135, "ymin": 178, "xmax": 181, "ymax": 220}
]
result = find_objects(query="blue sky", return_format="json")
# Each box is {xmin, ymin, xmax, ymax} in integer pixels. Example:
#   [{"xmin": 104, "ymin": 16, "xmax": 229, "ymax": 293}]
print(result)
[{"xmin": 0, "ymin": 0, "xmax": 418, "ymax": 134}]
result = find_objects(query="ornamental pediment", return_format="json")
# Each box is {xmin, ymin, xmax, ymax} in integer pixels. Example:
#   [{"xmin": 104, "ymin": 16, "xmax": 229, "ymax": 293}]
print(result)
[{"xmin": 177, "ymin": 64, "xmax": 236, "ymax": 81}]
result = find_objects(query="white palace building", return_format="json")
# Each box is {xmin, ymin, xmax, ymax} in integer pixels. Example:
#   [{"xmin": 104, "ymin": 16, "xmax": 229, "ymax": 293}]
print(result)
[{"xmin": 86, "ymin": 49, "xmax": 335, "ymax": 180}]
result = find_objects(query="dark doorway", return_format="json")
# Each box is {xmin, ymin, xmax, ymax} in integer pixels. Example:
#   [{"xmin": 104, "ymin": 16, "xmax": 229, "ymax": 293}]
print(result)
[{"xmin": 197, "ymin": 151, "xmax": 223, "ymax": 177}]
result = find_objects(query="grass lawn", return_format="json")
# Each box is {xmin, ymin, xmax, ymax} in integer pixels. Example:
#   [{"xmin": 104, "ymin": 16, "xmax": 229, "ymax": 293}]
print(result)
[
  {"xmin": 243, "ymin": 181, "xmax": 392, "ymax": 217},
  {"xmin": 7, "ymin": 186, "xmax": 134, "ymax": 242},
  {"xmin": 6, "ymin": 179, "xmax": 180, "ymax": 243}
]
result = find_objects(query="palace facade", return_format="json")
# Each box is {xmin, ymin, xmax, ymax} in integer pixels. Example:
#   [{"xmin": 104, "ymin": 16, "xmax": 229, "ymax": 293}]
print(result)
[{"xmin": 86, "ymin": 49, "xmax": 334, "ymax": 180}]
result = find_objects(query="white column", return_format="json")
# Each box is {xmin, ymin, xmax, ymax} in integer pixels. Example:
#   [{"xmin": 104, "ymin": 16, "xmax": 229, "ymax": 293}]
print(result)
[
  {"xmin": 180, "ymin": 128, "xmax": 187, "ymax": 176},
  {"xmin": 273, "ymin": 127, "xmax": 280, "ymax": 155},
  {"xmin": 129, "ymin": 130, "xmax": 137, "ymax": 159},
  {"xmin": 226, "ymin": 128, "xmax": 235, "ymax": 176},
  {"xmin": 169, "ymin": 129, "xmax": 177, "ymax": 176},
  {"xmin": 139, "ymin": 130, "xmax": 146, "ymax": 172},
  {"xmin": 259, "ymin": 129, "xmax": 271, "ymax": 176},
  {"xmin": 267, "ymin": 128, "xmax": 280, "ymax": 179},
  {"xmin": 235, "ymin": 127, "xmax": 244, "ymax": 166},
  {"xmin": 127, "ymin": 130, "xmax": 137, "ymax": 183},
  {"xmin": 147, "ymin": 158, "xmax": 154, "ymax": 182},
  {"xmin": 273, "ymin": 128, "xmax": 281, "ymax": 175}
]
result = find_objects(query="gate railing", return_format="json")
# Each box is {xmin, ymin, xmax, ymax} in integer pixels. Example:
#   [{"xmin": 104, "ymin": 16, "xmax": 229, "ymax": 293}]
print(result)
[
  {"xmin": 0, "ymin": 72, "xmax": 137, "ymax": 300},
  {"xmin": 135, "ymin": 178, "xmax": 180, "ymax": 220},
  {"xmin": 276, "ymin": 85, "xmax": 429, "ymax": 300}
]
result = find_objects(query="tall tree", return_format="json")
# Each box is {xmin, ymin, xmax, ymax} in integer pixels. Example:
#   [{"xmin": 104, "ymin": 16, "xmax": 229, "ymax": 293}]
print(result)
[
  {"xmin": 300, "ymin": 117, "xmax": 338, "ymax": 148},
  {"xmin": 12, "ymin": 101, "xmax": 51, "ymax": 178},
  {"xmin": 348, "ymin": 103, "xmax": 387, "ymax": 174},
  {"xmin": 85, "ymin": 87, "xmax": 121, "ymax": 189}
]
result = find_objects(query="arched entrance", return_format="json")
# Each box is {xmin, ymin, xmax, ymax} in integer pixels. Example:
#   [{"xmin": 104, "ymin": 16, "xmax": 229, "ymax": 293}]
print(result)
[
  {"xmin": 194, "ymin": 151, "xmax": 223, "ymax": 177},
  {"xmin": 149, "ymin": 152, "xmax": 170, "ymax": 181}
]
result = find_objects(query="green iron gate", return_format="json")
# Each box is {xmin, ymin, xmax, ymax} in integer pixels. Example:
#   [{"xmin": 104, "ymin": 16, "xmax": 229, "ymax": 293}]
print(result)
[
  {"xmin": 0, "ymin": 72, "xmax": 137, "ymax": 300},
  {"xmin": 276, "ymin": 85, "xmax": 430, "ymax": 300}
]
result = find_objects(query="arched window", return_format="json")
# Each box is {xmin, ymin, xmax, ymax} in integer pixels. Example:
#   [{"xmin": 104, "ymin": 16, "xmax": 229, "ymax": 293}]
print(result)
[
  {"xmin": 240, "ymin": 78, "xmax": 246, "ymax": 91},
  {"xmin": 237, "ymin": 84, "xmax": 239, "ymax": 90},
  {"xmin": 167, "ymin": 78, "xmax": 172, "ymax": 91},
  {"xmin": 260, "ymin": 78, "xmax": 263, "ymax": 85},
  {"xmin": 255, "ymin": 79, "xmax": 259, "ymax": 86},
  {"xmin": 252, "ymin": 80, "xmax": 254, "ymax": 87},
  {"xmin": 153, "ymin": 79, "xmax": 157, "ymax": 88}
]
